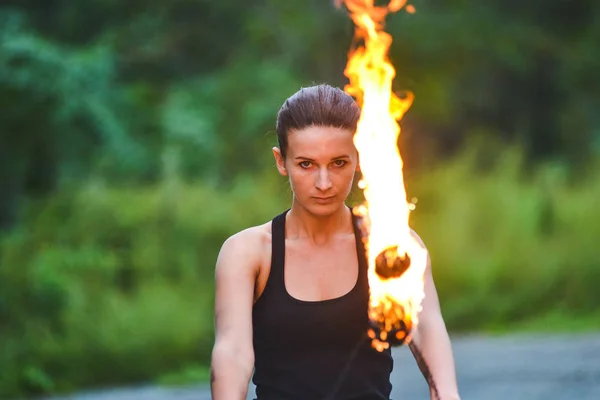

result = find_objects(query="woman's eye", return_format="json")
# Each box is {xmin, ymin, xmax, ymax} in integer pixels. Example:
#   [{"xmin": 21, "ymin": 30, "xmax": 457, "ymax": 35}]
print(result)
[
  {"xmin": 299, "ymin": 161, "xmax": 312, "ymax": 168},
  {"xmin": 333, "ymin": 160, "xmax": 348, "ymax": 167}
]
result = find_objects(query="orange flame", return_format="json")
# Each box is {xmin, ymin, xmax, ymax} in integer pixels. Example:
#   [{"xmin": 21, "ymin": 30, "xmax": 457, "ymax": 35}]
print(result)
[{"xmin": 337, "ymin": 0, "xmax": 427, "ymax": 351}]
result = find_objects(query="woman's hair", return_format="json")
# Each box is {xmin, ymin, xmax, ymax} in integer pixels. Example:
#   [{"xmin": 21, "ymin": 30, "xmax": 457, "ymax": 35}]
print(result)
[{"xmin": 276, "ymin": 84, "xmax": 361, "ymax": 159}]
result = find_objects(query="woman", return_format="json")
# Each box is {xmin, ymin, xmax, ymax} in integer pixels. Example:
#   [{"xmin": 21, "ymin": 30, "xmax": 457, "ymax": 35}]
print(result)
[{"xmin": 210, "ymin": 84, "xmax": 460, "ymax": 400}]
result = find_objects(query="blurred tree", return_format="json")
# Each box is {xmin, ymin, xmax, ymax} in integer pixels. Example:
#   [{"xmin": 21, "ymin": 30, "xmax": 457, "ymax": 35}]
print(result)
[
  {"xmin": 387, "ymin": 0, "xmax": 600, "ymax": 169},
  {"xmin": 0, "ymin": 0, "xmax": 598, "ymax": 227},
  {"xmin": 0, "ymin": 11, "xmax": 142, "ymax": 229}
]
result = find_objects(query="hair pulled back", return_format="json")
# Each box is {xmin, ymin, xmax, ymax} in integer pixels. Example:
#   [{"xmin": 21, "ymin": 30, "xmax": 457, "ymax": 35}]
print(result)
[{"xmin": 276, "ymin": 84, "xmax": 361, "ymax": 158}]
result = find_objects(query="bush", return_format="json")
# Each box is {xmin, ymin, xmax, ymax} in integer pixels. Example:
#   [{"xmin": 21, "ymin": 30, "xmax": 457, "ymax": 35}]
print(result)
[
  {"xmin": 406, "ymin": 143, "xmax": 600, "ymax": 332},
  {"xmin": 0, "ymin": 171, "xmax": 289, "ymax": 397}
]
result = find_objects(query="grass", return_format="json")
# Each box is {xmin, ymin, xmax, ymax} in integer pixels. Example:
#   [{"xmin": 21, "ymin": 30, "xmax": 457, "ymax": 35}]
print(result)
[
  {"xmin": 508, "ymin": 309, "xmax": 600, "ymax": 334},
  {"xmin": 156, "ymin": 364, "xmax": 211, "ymax": 387}
]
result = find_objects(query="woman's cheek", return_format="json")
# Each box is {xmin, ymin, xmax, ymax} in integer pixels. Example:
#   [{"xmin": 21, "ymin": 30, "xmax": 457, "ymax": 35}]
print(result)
[{"xmin": 288, "ymin": 170, "xmax": 307, "ymax": 194}]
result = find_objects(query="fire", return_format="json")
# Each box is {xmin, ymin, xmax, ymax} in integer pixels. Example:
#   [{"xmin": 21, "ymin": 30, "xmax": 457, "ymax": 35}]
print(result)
[{"xmin": 337, "ymin": 0, "xmax": 427, "ymax": 351}]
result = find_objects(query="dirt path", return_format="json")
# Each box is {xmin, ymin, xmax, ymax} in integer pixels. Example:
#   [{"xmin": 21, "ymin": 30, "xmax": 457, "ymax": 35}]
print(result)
[{"xmin": 48, "ymin": 333, "xmax": 600, "ymax": 400}]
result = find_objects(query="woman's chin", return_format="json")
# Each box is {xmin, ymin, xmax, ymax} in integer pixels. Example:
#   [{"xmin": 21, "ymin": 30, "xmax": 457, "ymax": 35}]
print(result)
[{"xmin": 302, "ymin": 200, "xmax": 346, "ymax": 216}]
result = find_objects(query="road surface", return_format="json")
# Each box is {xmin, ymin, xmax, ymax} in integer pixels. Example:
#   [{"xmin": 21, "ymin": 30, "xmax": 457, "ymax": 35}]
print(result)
[{"xmin": 47, "ymin": 333, "xmax": 600, "ymax": 400}]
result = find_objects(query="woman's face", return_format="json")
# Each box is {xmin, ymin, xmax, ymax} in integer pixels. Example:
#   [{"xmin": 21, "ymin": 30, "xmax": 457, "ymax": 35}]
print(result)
[{"xmin": 273, "ymin": 125, "xmax": 359, "ymax": 216}]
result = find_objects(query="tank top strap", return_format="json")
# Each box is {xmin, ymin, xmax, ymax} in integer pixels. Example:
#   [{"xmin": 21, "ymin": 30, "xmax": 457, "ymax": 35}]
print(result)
[
  {"xmin": 350, "ymin": 209, "xmax": 369, "ymax": 283},
  {"xmin": 267, "ymin": 208, "xmax": 289, "ymax": 293}
]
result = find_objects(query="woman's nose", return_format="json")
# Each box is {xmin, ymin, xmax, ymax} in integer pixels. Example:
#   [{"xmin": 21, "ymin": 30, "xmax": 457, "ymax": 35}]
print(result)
[{"xmin": 315, "ymin": 168, "xmax": 333, "ymax": 191}]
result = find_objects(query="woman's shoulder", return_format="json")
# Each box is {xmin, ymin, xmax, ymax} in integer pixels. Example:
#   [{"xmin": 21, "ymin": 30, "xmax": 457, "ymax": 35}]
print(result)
[
  {"xmin": 225, "ymin": 221, "xmax": 272, "ymax": 249},
  {"xmin": 216, "ymin": 219, "xmax": 273, "ymax": 270}
]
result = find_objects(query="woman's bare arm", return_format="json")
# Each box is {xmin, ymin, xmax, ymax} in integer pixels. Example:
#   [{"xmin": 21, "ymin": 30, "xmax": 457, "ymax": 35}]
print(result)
[
  {"xmin": 211, "ymin": 230, "xmax": 261, "ymax": 400},
  {"xmin": 409, "ymin": 230, "xmax": 460, "ymax": 400}
]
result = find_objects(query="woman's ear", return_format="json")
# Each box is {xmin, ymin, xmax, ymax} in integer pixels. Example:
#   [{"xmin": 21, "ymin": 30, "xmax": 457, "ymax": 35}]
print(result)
[{"xmin": 272, "ymin": 147, "xmax": 288, "ymax": 177}]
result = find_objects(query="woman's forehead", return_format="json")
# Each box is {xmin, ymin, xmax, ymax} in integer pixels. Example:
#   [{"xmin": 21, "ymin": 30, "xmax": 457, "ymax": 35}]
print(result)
[{"xmin": 287, "ymin": 126, "xmax": 356, "ymax": 158}]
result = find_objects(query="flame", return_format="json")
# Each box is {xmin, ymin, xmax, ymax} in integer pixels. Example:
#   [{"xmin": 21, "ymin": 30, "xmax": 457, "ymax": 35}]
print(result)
[{"xmin": 337, "ymin": 0, "xmax": 427, "ymax": 351}]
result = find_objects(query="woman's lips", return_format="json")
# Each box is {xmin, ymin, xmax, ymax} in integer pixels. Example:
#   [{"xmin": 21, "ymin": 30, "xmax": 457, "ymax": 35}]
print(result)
[{"xmin": 312, "ymin": 196, "xmax": 335, "ymax": 204}]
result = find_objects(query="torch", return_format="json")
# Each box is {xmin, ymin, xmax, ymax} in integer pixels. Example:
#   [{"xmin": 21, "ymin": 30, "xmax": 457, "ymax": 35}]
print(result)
[{"xmin": 337, "ymin": 0, "xmax": 428, "ymax": 352}]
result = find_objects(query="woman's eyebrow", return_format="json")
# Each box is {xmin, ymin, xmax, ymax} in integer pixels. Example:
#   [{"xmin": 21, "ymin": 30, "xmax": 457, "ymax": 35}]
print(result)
[{"xmin": 294, "ymin": 155, "xmax": 351, "ymax": 161}]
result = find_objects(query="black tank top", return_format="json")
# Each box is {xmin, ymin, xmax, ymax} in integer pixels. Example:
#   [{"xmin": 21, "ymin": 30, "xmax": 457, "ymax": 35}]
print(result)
[{"xmin": 252, "ymin": 209, "xmax": 394, "ymax": 400}]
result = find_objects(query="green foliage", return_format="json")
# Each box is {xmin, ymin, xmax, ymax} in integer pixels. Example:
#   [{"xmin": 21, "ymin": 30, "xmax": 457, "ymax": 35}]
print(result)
[
  {"xmin": 407, "ymin": 142, "xmax": 600, "ymax": 332},
  {"xmin": 0, "ymin": 171, "xmax": 289, "ymax": 397},
  {"xmin": 160, "ymin": 59, "xmax": 303, "ymax": 183},
  {"xmin": 0, "ymin": 10, "xmax": 142, "ymax": 176},
  {"xmin": 156, "ymin": 364, "xmax": 211, "ymax": 387}
]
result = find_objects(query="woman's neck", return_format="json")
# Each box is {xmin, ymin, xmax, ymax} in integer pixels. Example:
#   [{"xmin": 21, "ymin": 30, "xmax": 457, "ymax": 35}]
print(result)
[{"xmin": 285, "ymin": 202, "xmax": 353, "ymax": 245}]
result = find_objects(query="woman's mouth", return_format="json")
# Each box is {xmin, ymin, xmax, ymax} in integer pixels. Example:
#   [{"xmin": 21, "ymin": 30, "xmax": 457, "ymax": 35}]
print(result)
[{"xmin": 312, "ymin": 196, "xmax": 335, "ymax": 204}]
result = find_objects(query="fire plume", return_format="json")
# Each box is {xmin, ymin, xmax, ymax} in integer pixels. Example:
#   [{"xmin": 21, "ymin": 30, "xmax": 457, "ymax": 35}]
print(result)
[{"xmin": 337, "ymin": 0, "xmax": 427, "ymax": 352}]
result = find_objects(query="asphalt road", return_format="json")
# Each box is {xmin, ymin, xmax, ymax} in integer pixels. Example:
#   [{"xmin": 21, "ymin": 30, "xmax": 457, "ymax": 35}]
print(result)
[{"xmin": 48, "ymin": 333, "xmax": 600, "ymax": 400}]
